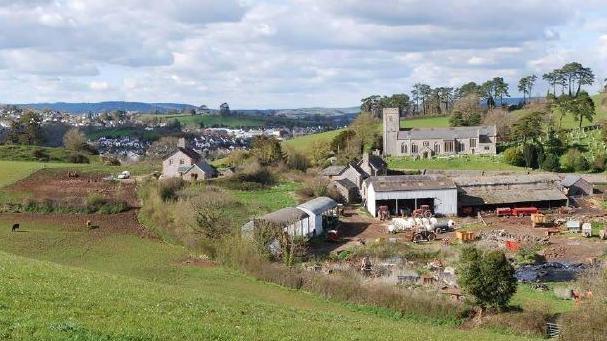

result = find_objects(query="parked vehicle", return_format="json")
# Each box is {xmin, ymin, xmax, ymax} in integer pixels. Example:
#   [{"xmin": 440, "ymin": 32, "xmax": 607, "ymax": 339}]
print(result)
[
  {"xmin": 412, "ymin": 205, "xmax": 433, "ymax": 218},
  {"xmin": 496, "ymin": 207, "xmax": 538, "ymax": 217}
]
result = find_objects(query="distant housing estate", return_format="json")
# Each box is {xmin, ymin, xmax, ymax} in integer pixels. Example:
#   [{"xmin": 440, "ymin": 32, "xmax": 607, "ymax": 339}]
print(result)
[{"xmin": 382, "ymin": 108, "xmax": 497, "ymax": 157}]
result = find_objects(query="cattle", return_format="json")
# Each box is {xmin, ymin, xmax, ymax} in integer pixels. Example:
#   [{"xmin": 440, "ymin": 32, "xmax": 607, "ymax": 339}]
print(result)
[{"xmin": 11, "ymin": 223, "xmax": 19, "ymax": 232}]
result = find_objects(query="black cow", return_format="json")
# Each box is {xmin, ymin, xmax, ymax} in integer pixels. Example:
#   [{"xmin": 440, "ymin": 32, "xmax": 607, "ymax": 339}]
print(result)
[{"xmin": 11, "ymin": 223, "xmax": 19, "ymax": 232}]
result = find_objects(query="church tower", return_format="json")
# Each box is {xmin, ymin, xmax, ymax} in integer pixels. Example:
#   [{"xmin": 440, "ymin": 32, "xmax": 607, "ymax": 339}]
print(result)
[{"xmin": 382, "ymin": 108, "xmax": 400, "ymax": 156}]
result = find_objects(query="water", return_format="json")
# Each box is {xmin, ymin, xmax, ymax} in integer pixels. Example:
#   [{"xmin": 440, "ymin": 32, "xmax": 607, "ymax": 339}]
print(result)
[{"xmin": 515, "ymin": 262, "xmax": 589, "ymax": 282}]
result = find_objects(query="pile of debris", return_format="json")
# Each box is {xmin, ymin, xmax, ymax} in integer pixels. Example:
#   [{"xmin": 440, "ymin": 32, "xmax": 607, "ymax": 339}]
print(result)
[{"xmin": 478, "ymin": 229, "xmax": 550, "ymax": 245}]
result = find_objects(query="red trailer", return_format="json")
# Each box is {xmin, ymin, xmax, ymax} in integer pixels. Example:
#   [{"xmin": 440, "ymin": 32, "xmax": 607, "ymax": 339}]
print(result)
[
  {"xmin": 496, "ymin": 207, "xmax": 538, "ymax": 217},
  {"xmin": 512, "ymin": 207, "xmax": 538, "ymax": 216}
]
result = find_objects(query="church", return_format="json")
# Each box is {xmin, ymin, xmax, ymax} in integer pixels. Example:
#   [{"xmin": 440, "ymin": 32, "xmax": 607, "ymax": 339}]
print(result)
[{"xmin": 382, "ymin": 108, "xmax": 497, "ymax": 158}]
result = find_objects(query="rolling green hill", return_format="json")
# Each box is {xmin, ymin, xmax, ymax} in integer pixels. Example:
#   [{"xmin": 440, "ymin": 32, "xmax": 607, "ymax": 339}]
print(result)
[
  {"xmin": 0, "ymin": 217, "xmax": 531, "ymax": 340},
  {"xmin": 511, "ymin": 93, "xmax": 607, "ymax": 129}
]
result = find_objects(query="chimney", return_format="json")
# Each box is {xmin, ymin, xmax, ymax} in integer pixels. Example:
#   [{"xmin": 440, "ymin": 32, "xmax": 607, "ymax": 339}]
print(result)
[
  {"xmin": 177, "ymin": 138, "xmax": 186, "ymax": 148},
  {"xmin": 362, "ymin": 152, "xmax": 369, "ymax": 165}
]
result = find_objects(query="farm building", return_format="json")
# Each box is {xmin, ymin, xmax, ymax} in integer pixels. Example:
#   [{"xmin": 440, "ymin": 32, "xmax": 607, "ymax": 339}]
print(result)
[
  {"xmin": 322, "ymin": 153, "xmax": 387, "ymax": 203},
  {"xmin": 296, "ymin": 197, "xmax": 338, "ymax": 236},
  {"xmin": 365, "ymin": 175, "xmax": 458, "ymax": 217},
  {"xmin": 455, "ymin": 174, "xmax": 568, "ymax": 213},
  {"xmin": 560, "ymin": 175, "xmax": 593, "ymax": 196},
  {"xmin": 162, "ymin": 138, "xmax": 217, "ymax": 181},
  {"xmin": 243, "ymin": 197, "xmax": 338, "ymax": 238}
]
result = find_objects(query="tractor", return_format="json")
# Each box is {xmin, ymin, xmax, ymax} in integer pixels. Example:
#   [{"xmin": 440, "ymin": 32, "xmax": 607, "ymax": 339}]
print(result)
[{"xmin": 412, "ymin": 205, "xmax": 433, "ymax": 218}]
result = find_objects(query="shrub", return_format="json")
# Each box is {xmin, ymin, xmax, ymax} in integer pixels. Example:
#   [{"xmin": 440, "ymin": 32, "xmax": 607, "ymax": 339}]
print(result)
[
  {"xmin": 297, "ymin": 177, "xmax": 329, "ymax": 199},
  {"xmin": 285, "ymin": 150, "xmax": 310, "ymax": 172},
  {"xmin": 502, "ymin": 147, "xmax": 524, "ymax": 167},
  {"xmin": 97, "ymin": 201, "xmax": 128, "ymax": 214},
  {"xmin": 67, "ymin": 153, "xmax": 89, "ymax": 164},
  {"xmin": 232, "ymin": 161, "xmax": 277, "ymax": 187},
  {"xmin": 561, "ymin": 149, "xmax": 589, "ymax": 172},
  {"xmin": 158, "ymin": 178, "xmax": 185, "ymax": 201},
  {"xmin": 457, "ymin": 247, "xmax": 517, "ymax": 310},
  {"xmin": 32, "ymin": 148, "xmax": 50, "ymax": 162},
  {"xmin": 85, "ymin": 194, "xmax": 106, "ymax": 212},
  {"xmin": 514, "ymin": 246, "xmax": 544, "ymax": 266},
  {"xmin": 541, "ymin": 153, "xmax": 560, "ymax": 171},
  {"xmin": 101, "ymin": 155, "xmax": 121, "ymax": 166},
  {"xmin": 592, "ymin": 154, "xmax": 606, "ymax": 172}
]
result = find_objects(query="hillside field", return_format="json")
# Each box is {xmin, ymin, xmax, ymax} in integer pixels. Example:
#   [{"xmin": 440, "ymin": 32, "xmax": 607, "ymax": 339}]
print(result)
[
  {"xmin": 0, "ymin": 215, "xmax": 533, "ymax": 340},
  {"xmin": 140, "ymin": 113, "xmax": 266, "ymax": 128}
]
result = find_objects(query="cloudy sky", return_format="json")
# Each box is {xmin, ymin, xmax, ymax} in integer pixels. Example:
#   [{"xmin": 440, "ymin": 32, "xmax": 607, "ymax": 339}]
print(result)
[{"xmin": 1, "ymin": 0, "xmax": 606, "ymax": 108}]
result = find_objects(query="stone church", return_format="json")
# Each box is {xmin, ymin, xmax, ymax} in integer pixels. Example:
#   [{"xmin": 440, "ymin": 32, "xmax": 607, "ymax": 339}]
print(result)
[{"xmin": 382, "ymin": 108, "xmax": 497, "ymax": 158}]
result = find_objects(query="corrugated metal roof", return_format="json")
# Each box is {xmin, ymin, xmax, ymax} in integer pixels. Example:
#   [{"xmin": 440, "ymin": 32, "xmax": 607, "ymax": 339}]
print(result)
[
  {"xmin": 397, "ymin": 125, "xmax": 496, "ymax": 140},
  {"xmin": 297, "ymin": 197, "xmax": 337, "ymax": 215},
  {"xmin": 459, "ymin": 188, "xmax": 567, "ymax": 206},
  {"xmin": 560, "ymin": 175, "xmax": 583, "ymax": 187},
  {"xmin": 369, "ymin": 175, "xmax": 457, "ymax": 192},
  {"xmin": 454, "ymin": 174, "xmax": 560, "ymax": 187},
  {"xmin": 259, "ymin": 207, "xmax": 308, "ymax": 225}
]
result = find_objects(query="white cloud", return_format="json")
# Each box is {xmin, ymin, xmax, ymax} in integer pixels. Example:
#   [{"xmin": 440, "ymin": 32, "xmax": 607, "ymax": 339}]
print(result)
[{"xmin": 0, "ymin": 0, "xmax": 604, "ymax": 107}]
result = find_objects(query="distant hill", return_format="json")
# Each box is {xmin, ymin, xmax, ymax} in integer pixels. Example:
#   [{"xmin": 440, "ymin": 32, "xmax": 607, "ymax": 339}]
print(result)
[
  {"xmin": 15, "ymin": 101, "xmax": 360, "ymax": 117},
  {"xmin": 18, "ymin": 101, "xmax": 197, "ymax": 114}
]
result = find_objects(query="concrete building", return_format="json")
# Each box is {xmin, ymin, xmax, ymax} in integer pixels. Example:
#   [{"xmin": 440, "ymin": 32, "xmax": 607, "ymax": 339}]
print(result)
[
  {"xmin": 365, "ymin": 175, "xmax": 458, "ymax": 217},
  {"xmin": 383, "ymin": 108, "xmax": 497, "ymax": 157},
  {"xmin": 162, "ymin": 138, "xmax": 217, "ymax": 181}
]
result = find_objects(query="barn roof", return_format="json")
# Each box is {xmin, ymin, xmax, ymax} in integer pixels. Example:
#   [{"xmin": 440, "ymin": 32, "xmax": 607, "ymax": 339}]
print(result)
[
  {"xmin": 560, "ymin": 175, "xmax": 584, "ymax": 187},
  {"xmin": 259, "ymin": 207, "xmax": 308, "ymax": 225},
  {"xmin": 368, "ymin": 175, "xmax": 456, "ymax": 192},
  {"xmin": 321, "ymin": 165, "xmax": 346, "ymax": 177},
  {"xmin": 297, "ymin": 197, "xmax": 337, "ymax": 215},
  {"xmin": 397, "ymin": 125, "xmax": 496, "ymax": 140},
  {"xmin": 459, "ymin": 188, "xmax": 567, "ymax": 206},
  {"xmin": 453, "ymin": 174, "xmax": 560, "ymax": 187}
]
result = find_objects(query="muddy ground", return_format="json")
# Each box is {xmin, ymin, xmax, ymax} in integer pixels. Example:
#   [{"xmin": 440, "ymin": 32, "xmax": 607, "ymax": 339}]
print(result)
[{"xmin": 4, "ymin": 168, "xmax": 139, "ymax": 208}]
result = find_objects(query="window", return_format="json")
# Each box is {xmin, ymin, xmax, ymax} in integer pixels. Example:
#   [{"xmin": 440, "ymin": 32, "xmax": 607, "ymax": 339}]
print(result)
[
  {"xmin": 434, "ymin": 143, "xmax": 440, "ymax": 154},
  {"xmin": 444, "ymin": 141, "xmax": 454, "ymax": 153},
  {"xmin": 179, "ymin": 159, "xmax": 184, "ymax": 165},
  {"xmin": 169, "ymin": 159, "xmax": 173, "ymax": 165},
  {"xmin": 470, "ymin": 138, "xmax": 477, "ymax": 148},
  {"xmin": 423, "ymin": 141, "xmax": 429, "ymax": 147},
  {"xmin": 401, "ymin": 143, "xmax": 408, "ymax": 154},
  {"xmin": 411, "ymin": 144, "xmax": 418, "ymax": 154},
  {"xmin": 484, "ymin": 146, "xmax": 490, "ymax": 151}
]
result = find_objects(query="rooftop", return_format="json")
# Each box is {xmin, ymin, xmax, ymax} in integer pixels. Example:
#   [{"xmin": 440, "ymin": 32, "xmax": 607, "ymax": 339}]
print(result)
[
  {"xmin": 297, "ymin": 197, "xmax": 337, "ymax": 215},
  {"xmin": 368, "ymin": 175, "xmax": 457, "ymax": 192},
  {"xmin": 320, "ymin": 165, "xmax": 346, "ymax": 177},
  {"xmin": 259, "ymin": 207, "xmax": 308, "ymax": 225},
  {"xmin": 397, "ymin": 125, "xmax": 496, "ymax": 140},
  {"xmin": 453, "ymin": 174, "xmax": 560, "ymax": 187}
]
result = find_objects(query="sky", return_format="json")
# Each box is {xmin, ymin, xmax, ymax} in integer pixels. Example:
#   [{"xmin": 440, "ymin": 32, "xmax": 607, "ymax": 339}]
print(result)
[{"xmin": 0, "ymin": 0, "xmax": 606, "ymax": 109}]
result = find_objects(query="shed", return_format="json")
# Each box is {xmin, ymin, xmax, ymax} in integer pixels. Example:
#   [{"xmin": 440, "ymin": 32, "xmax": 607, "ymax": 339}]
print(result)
[
  {"xmin": 365, "ymin": 175, "xmax": 458, "ymax": 217},
  {"xmin": 297, "ymin": 197, "xmax": 338, "ymax": 235},
  {"xmin": 245, "ymin": 207, "xmax": 313, "ymax": 237},
  {"xmin": 560, "ymin": 175, "xmax": 593, "ymax": 196}
]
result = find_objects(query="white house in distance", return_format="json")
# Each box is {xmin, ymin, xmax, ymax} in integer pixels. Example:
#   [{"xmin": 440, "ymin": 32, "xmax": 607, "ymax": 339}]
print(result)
[
  {"xmin": 365, "ymin": 175, "xmax": 458, "ymax": 217},
  {"xmin": 162, "ymin": 138, "xmax": 217, "ymax": 181}
]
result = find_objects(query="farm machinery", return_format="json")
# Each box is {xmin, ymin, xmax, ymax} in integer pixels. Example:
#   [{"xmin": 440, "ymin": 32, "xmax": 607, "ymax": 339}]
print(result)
[{"xmin": 388, "ymin": 217, "xmax": 455, "ymax": 243}]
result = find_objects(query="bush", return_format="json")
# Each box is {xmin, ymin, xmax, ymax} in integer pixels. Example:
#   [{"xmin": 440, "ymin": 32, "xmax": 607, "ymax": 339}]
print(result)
[
  {"xmin": 502, "ymin": 147, "xmax": 524, "ymax": 167},
  {"xmin": 297, "ymin": 177, "xmax": 329, "ymax": 199},
  {"xmin": 67, "ymin": 153, "xmax": 89, "ymax": 164},
  {"xmin": 101, "ymin": 155, "xmax": 121, "ymax": 166},
  {"xmin": 32, "ymin": 148, "xmax": 50, "ymax": 162},
  {"xmin": 457, "ymin": 247, "xmax": 517, "ymax": 310},
  {"xmin": 285, "ymin": 150, "xmax": 310, "ymax": 172},
  {"xmin": 561, "ymin": 149, "xmax": 589, "ymax": 172},
  {"xmin": 592, "ymin": 154, "xmax": 606, "ymax": 172},
  {"xmin": 541, "ymin": 153, "xmax": 560, "ymax": 171},
  {"xmin": 232, "ymin": 161, "xmax": 277, "ymax": 187},
  {"xmin": 158, "ymin": 178, "xmax": 185, "ymax": 201},
  {"xmin": 560, "ymin": 269, "xmax": 607, "ymax": 340}
]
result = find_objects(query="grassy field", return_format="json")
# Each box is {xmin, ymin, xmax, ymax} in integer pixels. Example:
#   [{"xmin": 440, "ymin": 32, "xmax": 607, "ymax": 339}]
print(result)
[
  {"xmin": 140, "ymin": 113, "xmax": 266, "ymax": 128},
  {"xmin": 401, "ymin": 116, "xmax": 450, "ymax": 128},
  {"xmin": 229, "ymin": 181, "xmax": 301, "ymax": 214},
  {"xmin": 0, "ymin": 160, "xmax": 159, "ymax": 189},
  {"xmin": 512, "ymin": 93, "xmax": 607, "ymax": 129},
  {"xmin": 0, "ymin": 217, "xmax": 534, "ymax": 340},
  {"xmin": 387, "ymin": 155, "xmax": 524, "ymax": 171},
  {"xmin": 283, "ymin": 129, "xmax": 345, "ymax": 154}
]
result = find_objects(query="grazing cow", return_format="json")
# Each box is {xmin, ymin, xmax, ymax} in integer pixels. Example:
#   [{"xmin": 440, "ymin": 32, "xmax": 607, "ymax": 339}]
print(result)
[{"xmin": 11, "ymin": 223, "xmax": 19, "ymax": 232}]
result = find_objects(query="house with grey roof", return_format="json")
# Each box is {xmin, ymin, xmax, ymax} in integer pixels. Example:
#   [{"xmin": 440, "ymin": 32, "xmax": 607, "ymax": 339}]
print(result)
[
  {"xmin": 161, "ymin": 138, "xmax": 217, "ymax": 181},
  {"xmin": 383, "ymin": 108, "xmax": 497, "ymax": 157},
  {"xmin": 321, "ymin": 152, "xmax": 387, "ymax": 203},
  {"xmin": 559, "ymin": 175, "xmax": 593, "ymax": 196}
]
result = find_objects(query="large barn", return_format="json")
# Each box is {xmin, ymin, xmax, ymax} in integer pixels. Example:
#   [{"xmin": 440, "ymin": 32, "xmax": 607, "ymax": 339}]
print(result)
[
  {"xmin": 365, "ymin": 175, "xmax": 458, "ymax": 217},
  {"xmin": 454, "ymin": 174, "xmax": 569, "ymax": 213}
]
